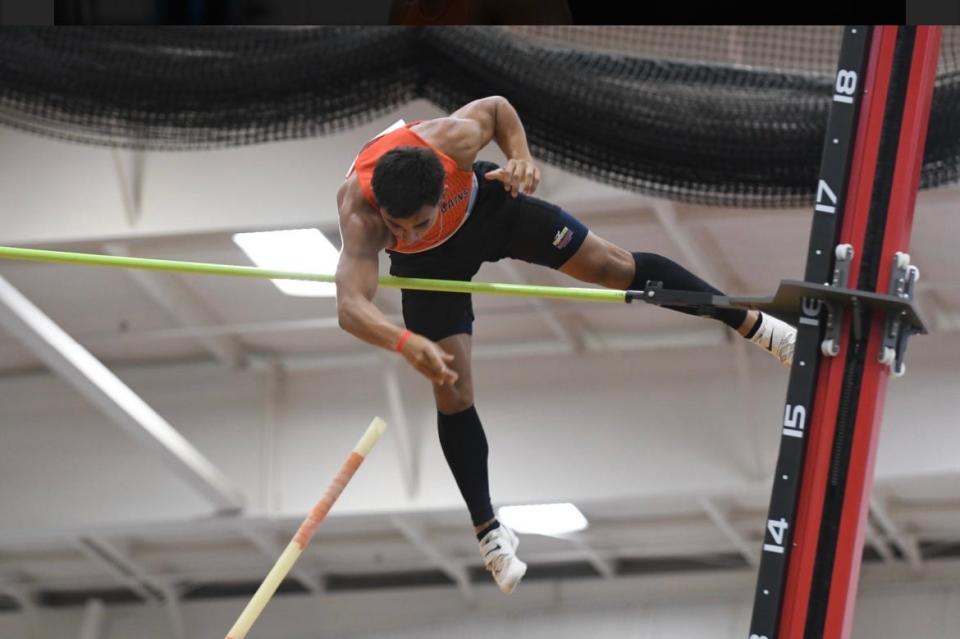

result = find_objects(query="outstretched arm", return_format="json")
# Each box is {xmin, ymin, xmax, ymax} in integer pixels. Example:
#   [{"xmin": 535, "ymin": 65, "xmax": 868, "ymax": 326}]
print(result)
[
  {"xmin": 335, "ymin": 184, "xmax": 458, "ymax": 386},
  {"xmin": 334, "ymin": 212, "xmax": 397, "ymax": 351}
]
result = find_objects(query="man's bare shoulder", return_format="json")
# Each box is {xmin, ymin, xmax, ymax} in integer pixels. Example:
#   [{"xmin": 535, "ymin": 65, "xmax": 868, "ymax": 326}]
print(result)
[
  {"xmin": 411, "ymin": 117, "xmax": 483, "ymax": 169},
  {"xmin": 337, "ymin": 176, "xmax": 391, "ymax": 252}
]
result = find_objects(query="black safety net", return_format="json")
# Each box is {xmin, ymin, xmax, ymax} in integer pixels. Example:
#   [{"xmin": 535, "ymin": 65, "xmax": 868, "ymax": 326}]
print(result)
[{"xmin": 0, "ymin": 26, "xmax": 956, "ymax": 207}]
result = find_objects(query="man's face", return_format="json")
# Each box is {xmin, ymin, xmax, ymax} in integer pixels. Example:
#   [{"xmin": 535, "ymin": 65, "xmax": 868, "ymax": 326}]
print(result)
[{"xmin": 380, "ymin": 204, "xmax": 439, "ymax": 244}]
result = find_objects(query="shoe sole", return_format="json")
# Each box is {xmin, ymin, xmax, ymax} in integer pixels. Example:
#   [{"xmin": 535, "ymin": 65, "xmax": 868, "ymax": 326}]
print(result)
[{"xmin": 499, "ymin": 561, "xmax": 528, "ymax": 594}]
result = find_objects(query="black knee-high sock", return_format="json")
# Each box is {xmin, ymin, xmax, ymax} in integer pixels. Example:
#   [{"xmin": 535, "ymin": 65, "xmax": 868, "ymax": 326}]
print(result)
[
  {"xmin": 437, "ymin": 405, "xmax": 495, "ymax": 528},
  {"xmin": 630, "ymin": 252, "xmax": 747, "ymax": 330}
]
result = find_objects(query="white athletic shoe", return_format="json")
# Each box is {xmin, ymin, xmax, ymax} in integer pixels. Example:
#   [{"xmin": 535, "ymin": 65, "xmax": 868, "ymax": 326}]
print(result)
[
  {"xmin": 479, "ymin": 525, "xmax": 527, "ymax": 594},
  {"xmin": 750, "ymin": 313, "xmax": 797, "ymax": 368}
]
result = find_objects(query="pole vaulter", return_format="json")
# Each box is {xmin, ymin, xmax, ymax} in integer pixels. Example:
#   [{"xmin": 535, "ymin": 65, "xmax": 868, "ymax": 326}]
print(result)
[{"xmin": 0, "ymin": 25, "xmax": 941, "ymax": 639}]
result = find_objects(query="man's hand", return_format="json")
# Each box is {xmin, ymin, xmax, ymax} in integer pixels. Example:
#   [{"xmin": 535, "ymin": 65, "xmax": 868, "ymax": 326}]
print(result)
[
  {"xmin": 484, "ymin": 158, "xmax": 540, "ymax": 197},
  {"xmin": 400, "ymin": 333, "xmax": 459, "ymax": 386}
]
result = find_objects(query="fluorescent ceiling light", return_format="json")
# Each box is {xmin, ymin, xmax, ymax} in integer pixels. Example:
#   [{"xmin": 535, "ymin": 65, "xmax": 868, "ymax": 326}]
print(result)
[
  {"xmin": 497, "ymin": 503, "xmax": 588, "ymax": 536},
  {"xmin": 233, "ymin": 228, "xmax": 339, "ymax": 297}
]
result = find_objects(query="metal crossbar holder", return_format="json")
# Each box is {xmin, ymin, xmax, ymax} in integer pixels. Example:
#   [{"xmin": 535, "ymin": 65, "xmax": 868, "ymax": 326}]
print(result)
[
  {"xmin": 625, "ymin": 280, "xmax": 724, "ymax": 317},
  {"xmin": 879, "ymin": 252, "xmax": 922, "ymax": 377}
]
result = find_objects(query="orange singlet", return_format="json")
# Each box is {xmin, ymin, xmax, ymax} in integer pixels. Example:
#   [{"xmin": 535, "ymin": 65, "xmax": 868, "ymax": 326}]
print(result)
[{"xmin": 347, "ymin": 121, "xmax": 478, "ymax": 254}]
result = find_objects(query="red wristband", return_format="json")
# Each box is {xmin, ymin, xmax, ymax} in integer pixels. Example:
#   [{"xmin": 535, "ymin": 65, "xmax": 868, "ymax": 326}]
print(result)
[{"xmin": 394, "ymin": 329, "xmax": 414, "ymax": 353}]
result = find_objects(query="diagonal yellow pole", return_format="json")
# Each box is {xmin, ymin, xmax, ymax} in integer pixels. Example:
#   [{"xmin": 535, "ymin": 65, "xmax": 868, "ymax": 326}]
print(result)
[
  {"xmin": 225, "ymin": 417, "xmax": 387, "ymax": 639},
  {"xmin": 0, "ymin": 246, "xmax": 628, "ymax": 303}
]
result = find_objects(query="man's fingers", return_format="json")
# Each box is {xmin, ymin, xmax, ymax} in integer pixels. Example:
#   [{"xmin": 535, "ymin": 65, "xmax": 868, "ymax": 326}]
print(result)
[
  {"xmin": 489, "ymin": 162, "xmax": 541, "ymax": 197},
  {"xmin": 486, "ymin": 168, "xmax": 515, "ymax": 194},
  {"xmin": 512, "ymin": 163, "xmax": 526, "ymax": 196},
  {"xmin": 522, "ymin": 166, "xmax": 536, "ymax": 193},
  {"xmin": 487, "ymin": 163, "xmax": 540, "ymax": 197},
  {"xmin": 410, "ymin": 346, "xmax": 459, "ymax": 387},
  {"xmin": 430, "ymin": 368, "xmax": 448, "ymax": 386},
  {"xmin": 428, "ymin": 366, "xmax": 458, "ymax": 386},
  {"xmin": 428, "ymin": 350, "xmax": 457, "ymax": 384}
]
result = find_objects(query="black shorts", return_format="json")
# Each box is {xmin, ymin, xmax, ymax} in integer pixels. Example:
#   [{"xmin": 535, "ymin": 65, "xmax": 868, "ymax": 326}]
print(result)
[{"xmin": 388, "ymin": 161, "xmax": 590, "ymax": 341}]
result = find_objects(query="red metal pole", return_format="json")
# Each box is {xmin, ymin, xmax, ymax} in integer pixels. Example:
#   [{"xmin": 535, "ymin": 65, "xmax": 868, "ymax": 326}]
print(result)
[
  {"xmin": 822, "ymin": 26, "xmax": 941, "ymax": 639},
  {"xmin": 777, "ymin": 26, "xmax": 899, "ymax": 639}
]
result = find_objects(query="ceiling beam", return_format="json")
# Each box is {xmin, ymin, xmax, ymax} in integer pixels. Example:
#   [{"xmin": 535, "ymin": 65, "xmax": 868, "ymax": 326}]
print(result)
[
  {"xmin": 497, "ymin": 260, "xmax": 585, "ymax": 351},
  {"xmin": 870, "ymin": 498, "xmax": 923, "ymax": 572},
  {"xmin": 103, "ymin": 242, "xmax": 246, "ymax": 368},
  {"xmin": 0, "ymin": 275, "xmax": 245, "ymax": 512},
  {"xmin": 564, "ymin": 533, "xmax": 616, "ymax": 579},
  {"xmin": 0, "ymin": 585, "xmax": 46, "ymax": 639},
  {"xmin": 698, "ymin": 497, "xmax": 759, "ymax": 567},
  {"xmin": 109, "ymin": 149, "xmax": 146, "ymax": 228},
  {"xmin": 77, "ymin": 598, "xmax": 105, "ymax": 639},
  {"xmin": 257, "ymin": 328, "xmax": 726, "ymax": 375},
  {"xmin": 864, "ymin": 520, "xmax": 895, "ymax": 563},
  {"xmin": 650, "ymin": 200, "xmax": 717, "ymax": 281},
  {"xmin": 391, "ymin": 516, "xmax": 474, "ymax": 603},
  {"xmin": 161, "ymin": 588, "xmax": 186, "ymax": 639},
  {"xmin": 384, "ymin": 362, "xmax": 420, "ymax": 499},
  {"xmin": 650, "ymin": 199, "xmax": 762, "ymax": 481},
  {"xmin": 75, "ymin": 536, "xmax": 164, "ymax": 604}
]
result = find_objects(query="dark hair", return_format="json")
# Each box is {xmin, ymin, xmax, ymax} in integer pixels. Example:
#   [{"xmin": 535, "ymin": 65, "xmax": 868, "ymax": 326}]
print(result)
[{"xmin": 371, "ymin": 146, "xmax": 445, "ymax": 218}]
